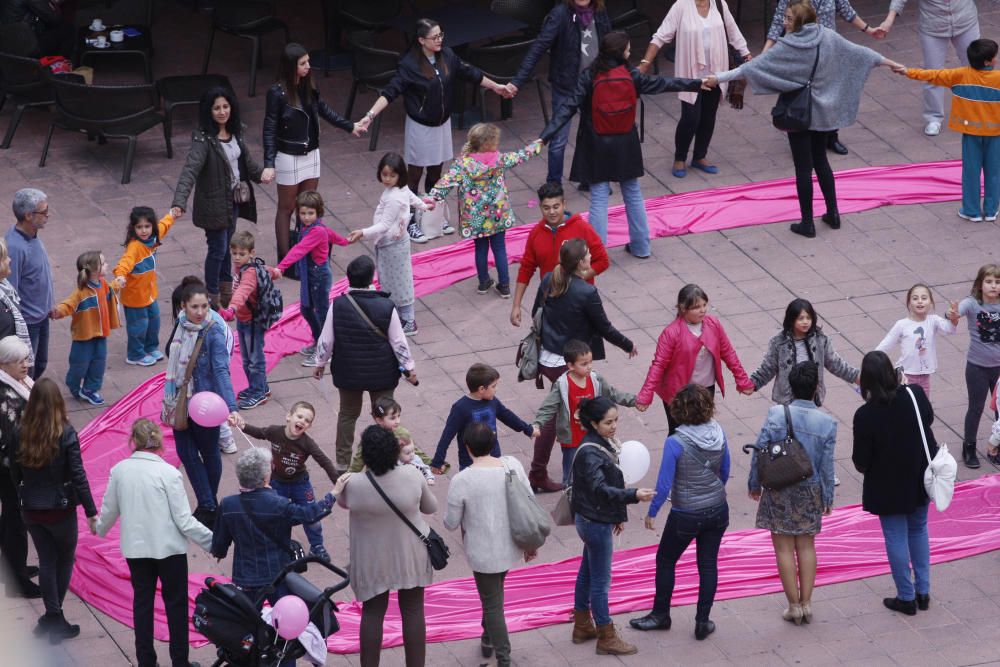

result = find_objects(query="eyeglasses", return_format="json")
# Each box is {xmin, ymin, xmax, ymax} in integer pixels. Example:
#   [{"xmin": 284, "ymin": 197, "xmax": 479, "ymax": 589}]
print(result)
[
  {"xmin": 31, "ymin": 209, "xmax": 50, "ymax": 218},
  {"xmin": 423, "ymin": 32, "xmax": 445, "ymax": 42}
]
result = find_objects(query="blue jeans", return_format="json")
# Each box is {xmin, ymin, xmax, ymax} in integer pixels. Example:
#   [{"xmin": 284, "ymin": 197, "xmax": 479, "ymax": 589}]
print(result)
[
  {"xmin": 270, "ymin": 475, "xmax": 325, "ymax": 552},
  {"xmin": 124, "ymin": 302, "xmax": 161, "ymax": 361},
  {"xmin": 237, "ymin": 320, "xmax": 267, "ymax": 398},
  {"xmin": 174, "ymin": 420, "xmax": 222, "ymax": 511},
  {"xmin": 66, "ymin": 337, "xmax": 107, "ymax": 394},
  {"xmin": 561, "ymin": 446, "xmax": 577, "ymax": 488},
  {"xmin": 574, "ymin": 515, "xmax": 614, "ymax": 626},
  {"xmin": 878, "ymin": 504, "xmax": 930, "ymax": 601},
  {"xmin": 300, "ymin": 262, "xmax": 331, "ymax": 342},
  {"xmin": 474, "ymin": 232, "xmax": 510, "ymax": 287},
  {"xmin": 27, "ymin": 318, "xmax": 49, "ymax": 379},
  {"xmin": 204, "ymin": 225, "xmax": 235, "ymax": 295},
  {"xmin": 960, "ymin": 133, "xmax": 1000, "ymax": 218},
  {"xmin": 547, "ymin": 86, "xmax": 573, "ymax": 184},
  {"xmin": 589, "ymin": 179, "xmax": 650, "ymax": 257}
]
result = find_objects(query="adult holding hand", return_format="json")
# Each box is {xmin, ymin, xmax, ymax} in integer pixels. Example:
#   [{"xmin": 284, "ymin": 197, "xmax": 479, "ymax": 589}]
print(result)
[
  {"xmin": 359, "ymin": 19, "xmax": 510, "ymax": 243},
  {"xmin": 765, "ymin": 0, "xmax": 885, "ymax": 155},
  {"xmin": 163, "ymin": 282, "xmax": 241, "ymax": 529},
  {"xmin": 878, "ymin": 0, "xmax": 980, "ymax": 136},
  {"xmin": 630, "ymin": 384, "xmax": 731, "ymax": 640},
  {"xmin": 528, "ymin": 238, "xmax": 635, "ymax": 492},
  {"xmin": 715, "ymin": 0, "xmax": 901, "ymax": 238},
  {"xmin": 852, "ymin": 351, "xmax": 936, "ymax": 617},
  {"xmin": 173, "ymin": 86, "xmax": 271, "ymax": 309},
  {"xmin": 539, "ymin": 31, "xmax": 705, "ymax": 259},
  {"xmin": 508, "ymin": 0, "xmax": 613, "ymax": 186},
  {"xmin": 569, "ymin": 396, "xmax": 654, "ymax": 656},
  {"xmin": 264, "ymin": 43, "xmax": 359, "ymax": 260}
]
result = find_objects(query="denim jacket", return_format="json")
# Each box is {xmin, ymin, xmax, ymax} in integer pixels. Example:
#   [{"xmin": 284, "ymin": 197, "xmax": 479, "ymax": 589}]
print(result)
[
  {"xmin": 748, "ymin": 399, "xmax": 837, "ymax": 507},
  {"xmin": 211, "ymin": 487, "xmax": 334, "ymax": 587},
  {"xmin": 191, "ymin": 322, "xmax": 238, "ymax": 413}
]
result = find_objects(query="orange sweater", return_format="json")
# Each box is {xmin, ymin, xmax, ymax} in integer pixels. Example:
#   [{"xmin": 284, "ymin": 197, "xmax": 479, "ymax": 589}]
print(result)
[
  {"xmin": 112, "ymin": 213, "xmax": 175, "ymax": 308},
  {"xmin": 907, "ymin": 67, "xmax": 1000, "ymax": 136},
  {"xmin": 53, "ymin": 279, "xmax": 121, "ymax": 341}
]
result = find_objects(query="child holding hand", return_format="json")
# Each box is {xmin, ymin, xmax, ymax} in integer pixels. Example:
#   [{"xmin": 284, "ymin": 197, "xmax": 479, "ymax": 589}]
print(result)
[{"xmin": 347, "ymin": 396, "xmax": 438, "ymax": 475}]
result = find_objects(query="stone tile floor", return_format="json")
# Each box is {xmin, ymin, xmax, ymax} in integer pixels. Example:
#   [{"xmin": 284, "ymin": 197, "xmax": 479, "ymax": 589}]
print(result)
[{"xmin": 1, "ymin": 0, "xmax": 999, "ymax": 664}]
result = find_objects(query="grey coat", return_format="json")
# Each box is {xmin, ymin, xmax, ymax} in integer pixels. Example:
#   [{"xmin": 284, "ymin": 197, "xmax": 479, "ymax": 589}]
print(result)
[
  {"xmin": 172, "ymin": 129, "xmax": 264, "ymax": 231},
  {"xmin": 532, "ymin": 370, "xmax": 636, "ymax": 446},
  {"xmin": 750, "ymin": 329, "xmax": 859, "ymax": 406},
  {"xmin": 717, "ymin": 24, "xmax": 884, "ymax": 131}
]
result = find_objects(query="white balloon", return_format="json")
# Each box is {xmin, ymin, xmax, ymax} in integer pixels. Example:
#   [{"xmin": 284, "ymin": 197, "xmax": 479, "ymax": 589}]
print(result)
[{"xmin": 619, "ymin": 440, "xmax": 650, "ymax": 484}]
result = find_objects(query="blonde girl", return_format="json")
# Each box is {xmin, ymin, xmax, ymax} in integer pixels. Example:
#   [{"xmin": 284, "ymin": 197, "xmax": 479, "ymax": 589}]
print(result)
[
  {"xmin": 429, "ymin": 123, "xmax": 542, "ymax": 297},
  {"xmin": 876, "ymin": 284, "xmax": 958, "ymax": 398},
  {"xmin": 50, "ymin": 251, "xmax": 120, "ymax": 406}
]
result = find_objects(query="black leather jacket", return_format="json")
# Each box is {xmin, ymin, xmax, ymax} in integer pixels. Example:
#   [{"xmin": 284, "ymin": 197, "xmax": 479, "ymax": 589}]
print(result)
[
  {"xmin": 533, "ymin": 273, "xmax": 633, "ymax": 362},
  {"xmin": 263, "ymin": 83, "xmax": 353, "ymax": 167},
  {"xmin": 512, "ymin": 3, "xmax": 613, "ymax": 93},
  {"xmin": 10, "ymin": 425, "xmax": 97, "ymax": 517},
  {"xmin": 571, "ymin": 433, "xmax": 638, "ymax": 524},
  {"xmin": 381, "ymin": 46, "xmax": 484, "ymax": 127}
]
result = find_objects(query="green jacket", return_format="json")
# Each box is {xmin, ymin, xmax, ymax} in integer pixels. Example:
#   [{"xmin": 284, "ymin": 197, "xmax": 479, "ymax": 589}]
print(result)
[{"xmin": 532, "ymin": 370, "xmax": 636, "ymax": 447}]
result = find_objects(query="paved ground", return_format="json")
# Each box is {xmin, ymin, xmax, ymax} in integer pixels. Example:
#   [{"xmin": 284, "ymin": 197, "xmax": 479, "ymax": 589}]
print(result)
[{"xmin": 2, "ymin": 0, "xmax": 999, "ymax": 665}]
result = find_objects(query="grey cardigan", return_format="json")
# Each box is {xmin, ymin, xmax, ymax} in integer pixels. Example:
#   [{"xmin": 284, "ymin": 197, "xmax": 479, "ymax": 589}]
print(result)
[
  {"xmin": 889, "ymin": 0, "xmax": 978, "ymax": 38},
  {"xmin": 750, "ymin": 329, "xmax": 859, "ymax": 406},
  {"xmin": 532, "ymin": 370, "xmax": 636, "ymax": 446},
  {"xmin": 717, "ymin": 24, "xmax": 884, "ymax": 131}
]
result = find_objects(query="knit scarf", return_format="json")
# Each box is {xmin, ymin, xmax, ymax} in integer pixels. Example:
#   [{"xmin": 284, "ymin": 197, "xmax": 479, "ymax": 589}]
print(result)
[
  {"xmin": 0, "ymin": 368, "xmax": 32, "ymax": 403},
  {"xmin": 164, "ymin": 313, "xmax": 213, "ymax": 403},
  {"xmin": 573, "ymin": 3, "xmax": 595, "ymax": 28},
  {"xmin": 0, "ymin": 279, "xmax": 33, "ymax": 367}
]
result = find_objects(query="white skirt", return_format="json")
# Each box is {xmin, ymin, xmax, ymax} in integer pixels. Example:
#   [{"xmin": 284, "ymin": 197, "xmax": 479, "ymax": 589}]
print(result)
[
  {"xmin": 275, "ymin": 148, "xmax": 321, "ymax": 186},
  {"xmin": 404, "ymin": 116, "xmax": 453, "ymax": 167}
]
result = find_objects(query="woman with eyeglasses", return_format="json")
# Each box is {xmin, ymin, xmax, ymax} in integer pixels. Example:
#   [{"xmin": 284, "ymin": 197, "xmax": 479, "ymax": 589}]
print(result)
[{"xmin": 358, "ymin": 18, "xmax": 512, "ymax": 243}]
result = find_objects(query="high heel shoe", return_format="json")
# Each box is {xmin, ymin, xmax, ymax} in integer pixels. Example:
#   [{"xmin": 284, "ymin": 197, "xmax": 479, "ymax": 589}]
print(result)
[
  {"xmin": 800, "ymin": 602, "xmax": 812, "ymax": 624},
  {"xmin": 782, "ymin": 603, "xmax": 803, "ymax": 626}
]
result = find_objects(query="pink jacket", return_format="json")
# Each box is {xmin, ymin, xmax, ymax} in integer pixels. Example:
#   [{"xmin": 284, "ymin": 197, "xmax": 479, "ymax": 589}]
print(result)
[{"xmin": 637, "ymin": 315, "xmax": 752, "ymax": 405}]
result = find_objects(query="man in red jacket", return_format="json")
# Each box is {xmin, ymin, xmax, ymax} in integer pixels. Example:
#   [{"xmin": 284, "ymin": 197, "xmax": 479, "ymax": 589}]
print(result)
[{"xmin": 509, "ymin": 182, "xmax": 610, "ymax": 327}]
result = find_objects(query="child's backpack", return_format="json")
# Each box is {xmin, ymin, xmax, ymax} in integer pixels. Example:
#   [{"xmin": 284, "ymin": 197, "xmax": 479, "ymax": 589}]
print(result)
[
  {"xmin": 591, "ymin": 64, "xmax": 638, "ymax": 136},
  {"xmin": 249, "ymin": 257, "xmax": 283, "ymax": 330}
]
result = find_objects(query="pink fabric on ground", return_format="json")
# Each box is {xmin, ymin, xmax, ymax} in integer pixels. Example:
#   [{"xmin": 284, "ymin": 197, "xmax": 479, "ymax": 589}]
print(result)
[{"xmin": 69, "ymin": 159, "xmax": 981, "ymax": 652}]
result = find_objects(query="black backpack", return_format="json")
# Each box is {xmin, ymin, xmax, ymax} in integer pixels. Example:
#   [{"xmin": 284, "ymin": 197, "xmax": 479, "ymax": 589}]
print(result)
[{"xmin": 245, "ymin": 257, "xmax": 283, "ymax": 330}]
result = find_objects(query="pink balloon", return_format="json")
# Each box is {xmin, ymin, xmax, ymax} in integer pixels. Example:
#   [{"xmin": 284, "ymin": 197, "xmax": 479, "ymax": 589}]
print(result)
[
  {"xmin": 188, "ymin": 391, "xmax": 229, "ymax": 427},
  {"xmin": 272, "ymin": 594, "xmax": 310, "ymax": 640}
]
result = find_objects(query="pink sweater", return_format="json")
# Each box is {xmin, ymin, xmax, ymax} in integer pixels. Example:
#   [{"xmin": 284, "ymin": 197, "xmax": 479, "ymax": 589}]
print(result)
[
  {"xmin": 651, "ymin": 0, "xmax": 750, "ymax": 104},
  {"xmin": 276, "ymin": 221, "xmax": 349, "ymax": 272}
]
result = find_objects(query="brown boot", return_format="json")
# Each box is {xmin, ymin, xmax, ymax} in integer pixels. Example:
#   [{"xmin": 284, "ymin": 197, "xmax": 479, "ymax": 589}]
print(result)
[
  {"xmin": 571, "ymin": 609, "xmax": 597, "ymax": 644},
  {"xmin": 219, "ymin": 281, "xmax": 234, "ymax": 308},
  {"xmin": 529, "ymin": 471, "xmax": 564, "ymax": 493},
  {"xmin": 595, "ymin": 623, "xmax": 637, "ymax": 655}
]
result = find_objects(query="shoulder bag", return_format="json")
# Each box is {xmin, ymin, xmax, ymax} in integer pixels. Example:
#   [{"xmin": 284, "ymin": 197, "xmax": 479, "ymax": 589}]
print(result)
[
  {"xmin": 742, "ymin": 404, "xmax": 814, "ymax": 490},
  {"xmin": 500, "ymin": 457, "xmax": 551, "ymax": 550},
  {"xmin": 904, "ymin": 386, "xmax": 957, "ymax": 511},
  {"xmin": 552, "ymin": 442, "xmax": 611, "ymax": 526},
  {"xmin": 160, "ymin": 329, "xmax": 208, "ymax": 432},
  {"xmin": 366, "ymin": 470, "xmax": 449, "ymax": 570},
  {"xmin": 715, "ymin": 0, "xmax": 746, "ymax": 110},
  {"xmin": 515, "ymin": 290, "xmax": 547, "ymax": 389},
  {"xmin": 222, "ymin": 139, "xmax": 252, "ymax": 204},
  {"xmin": 238, "ymin": 493, "xmax": 308, "ymax": 573},
  {"xmin": 771, "ymin": 44, "xmax": 820, "ymax": 132}
]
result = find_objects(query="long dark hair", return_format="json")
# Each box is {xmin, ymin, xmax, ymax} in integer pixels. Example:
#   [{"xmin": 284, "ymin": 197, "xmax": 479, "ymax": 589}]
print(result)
[
  {"xmin": 591, "ymin": 30, "xmax": 630, "ymax": 75},
  {"xmin": 17, "ymin": 378, "xmax": 67, "ymax": 469},
  {"xmin": 782, "ymin": 298, "xmax": 819, "ymax": 337},
  {"xmin": 859, "ymin": 351, "xmax": 898, "ymax": 405},
  {"xmin": 548, "ymin": 238, "xmax": 588, "ymax": 298},
  {"xmin": 198, "ymin": 86, "xmax": 241, "ymax": 136},
  {"xmin": 123, "ymin": 206, "xmax": 159, "ymax": 247},
  {"xmin": 411, "ymin": 18, "xmax": 448, "ymax": 79},
  {"xmin": 277, "ymin": 42, "xmax": 313, "ymax": 108}
]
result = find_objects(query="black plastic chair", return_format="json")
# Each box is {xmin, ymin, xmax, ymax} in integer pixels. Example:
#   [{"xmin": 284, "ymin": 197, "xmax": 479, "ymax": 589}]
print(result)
[
  {"xmin": 607, "ymin": 0, "xmax": 654, "ymax": 41},
  {"xmin": 0, "ymin": 53, "xmax": 54, "ymax": 149},
  {"xmin": 319, "ymin": 0, "xmax": 402, "ymax": 76},
  {"xmin": 489, "ymin": 0, "xmax": 551, "ymax": 36},
  {"xmin": 157, "ymin": 74, "xmax": 234, "ymax": 158},
  {"xmin": 467, "ymin": 37, "xmax": 546, "ymax": 123},
  {"xmin": 202, "ymin": 0, "xmax": 289, "ymax": 97},
  {"xmin": 344, "ymin": 32, "xmax": 399, "ymax": 152},
  {"xmin": 39, "ymin": 76, "xmax": 166, "ymax": 184}
]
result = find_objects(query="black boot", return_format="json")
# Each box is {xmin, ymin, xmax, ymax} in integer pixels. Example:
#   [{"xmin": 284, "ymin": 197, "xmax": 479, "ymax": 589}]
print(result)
[
  {"xmin": 916, "ymin": 593, "xmax": 930, "ymax": 611},
  {"xmin": 827, "ymin": 133, "xmax": 848, "ymax": 155},
  {"xmin": 963, "ymin": 442, "xmax": 981, "ymax": 469},
  {"xmin": 790, "ymin": 220, "xmax": 816, "ymax": 238},
  {"xmin": 694, "ymin": 620, "xmax": 716, "ymax": 640},
  {"xmin": 33, "ymin": 612, "xmax": 57, "ymax": 637},
  {"xmin": 48, "ymin": 613, "xmax": 81, "ymax": 644},
  {"xmin": 883, "ymin": 597, "xmax": 917, "ymax": 616},
  {"xmin": 629, "ymin": 612, "xmax": 671, "ymax": 631},
  {"xmin": 822, "ymin": 212, "xmax": 841, "ymax": 229}
]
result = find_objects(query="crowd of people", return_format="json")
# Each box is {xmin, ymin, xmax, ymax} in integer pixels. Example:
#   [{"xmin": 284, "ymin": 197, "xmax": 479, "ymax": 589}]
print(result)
[{"xmin": 0, "ymin": 0, "xmax": 997, "ymax": 665}]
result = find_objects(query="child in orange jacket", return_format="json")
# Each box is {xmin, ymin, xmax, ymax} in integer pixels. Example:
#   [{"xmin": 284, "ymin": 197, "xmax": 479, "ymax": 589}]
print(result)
[
  {"xmin": 51, "ymin": 251, "xmax": 121, "ymax": 406},
  {"xmin": 112, "ymin": 206, "xmax": 178, "ymax": 367}
]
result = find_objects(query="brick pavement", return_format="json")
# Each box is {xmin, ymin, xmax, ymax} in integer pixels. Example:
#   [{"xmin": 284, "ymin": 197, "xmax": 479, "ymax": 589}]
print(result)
[{"xmin": 2, "ymin": 0, "xmax": 999, "ymax": 665}]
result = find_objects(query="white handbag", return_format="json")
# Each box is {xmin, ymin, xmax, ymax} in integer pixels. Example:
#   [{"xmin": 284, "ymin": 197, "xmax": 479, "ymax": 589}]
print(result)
[
  {"xmin": 419, "ymin": 196, "xmax": 450, "ymax": 240},
  {"xmin": 905, "ymin": 386, "xmax": 957, "ymax": 511}
]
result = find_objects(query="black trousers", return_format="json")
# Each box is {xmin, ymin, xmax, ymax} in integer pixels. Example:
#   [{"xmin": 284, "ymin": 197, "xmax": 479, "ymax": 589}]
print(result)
[
  {"xmin": 787, "ymin": 130, "xmax": 838, "ymax": 222},
  {"xmin": 127, "ymin": 555, "xmax": 190, "ymax": 667},
  {"xmin": 674, "ymin": 88, "xmax": 722, "ymax": 163},
  {"xmin": 652, "ymin": 503, "xmax": 729, "ymax": 621},
  {"xmin": 24, "ymin": 512, "xmax": 77, "ymax": 615},
  {"xmin": 0, "ymin": 468, "xmax": 30, "ymax": 588}
]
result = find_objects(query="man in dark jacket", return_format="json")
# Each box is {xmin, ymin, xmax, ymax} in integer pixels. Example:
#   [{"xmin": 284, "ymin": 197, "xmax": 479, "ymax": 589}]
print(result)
[
  {"xmin": 312, "ymin": 256, "xmax": 417, "ymax": 470},
  {"xmin": 0, "ymin": 0, "xmax": 73, "ymax": 57}
]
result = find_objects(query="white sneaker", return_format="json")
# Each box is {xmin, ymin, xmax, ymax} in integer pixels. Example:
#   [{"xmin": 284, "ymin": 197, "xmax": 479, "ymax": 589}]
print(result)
[
  {"xmin": 408, "ymin": 221, "xmax": 428, "ymax": 244},
  {"xmin": 834, "ymin": 475, "xmax": 841, "ymax": 487},
  {"xmin": 958, "ymin": 211, "xmax": 984, "ymax": 222},
  {"xmin": 923, "ymin": 121, "xmax": 942, "ymax": 136},
  {"xmin": 986, "ymin": 211, "xmax": 999, "ymax": 222},
  {"xmin": 220, "ymin": 435, "xmax": 238, "ymax": 454},
  {"xmin": 301, "ymin": 353, "xmax": 322, "ymax": 368},
  {"xmin": 441, "ymin": 223, "xmax": 456, "ymax": 235}
]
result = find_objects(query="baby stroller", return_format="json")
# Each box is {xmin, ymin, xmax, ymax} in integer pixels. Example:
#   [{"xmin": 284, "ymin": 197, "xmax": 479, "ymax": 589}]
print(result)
[{"xmin": 193, "ymin": 556, "xmax": 350, "ymax": 667}]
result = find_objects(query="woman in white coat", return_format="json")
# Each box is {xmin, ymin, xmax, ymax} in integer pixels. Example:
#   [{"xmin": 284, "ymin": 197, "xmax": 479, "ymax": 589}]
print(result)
[{"xmin": 94, "ymin": 418, "xmax": 213, "ymax": 667}]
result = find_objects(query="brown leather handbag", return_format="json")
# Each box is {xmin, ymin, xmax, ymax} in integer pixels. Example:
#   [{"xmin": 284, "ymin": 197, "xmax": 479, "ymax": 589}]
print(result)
[{"xmin": 715, "ymin": 0, "xmax": 747, "ymax": 110}]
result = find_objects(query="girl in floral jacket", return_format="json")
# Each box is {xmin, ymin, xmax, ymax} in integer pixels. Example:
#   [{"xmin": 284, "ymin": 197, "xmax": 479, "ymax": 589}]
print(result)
[{"xmin": 429, "ymin": 123, "xmax": 541, "ymax": 297}]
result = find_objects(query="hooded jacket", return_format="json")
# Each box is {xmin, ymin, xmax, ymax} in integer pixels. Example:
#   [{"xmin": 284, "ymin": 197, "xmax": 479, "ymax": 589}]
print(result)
[
  {"xmin": 532, "ymin": 370, "xmax": 636, "ymax": 447},
  {"xmin": 648, "ymin": 420, "xmax": 730, "ymax": 517},
  {"xmin": 516, "ymin": 212, "xmax": 609, "ymax": 287}
]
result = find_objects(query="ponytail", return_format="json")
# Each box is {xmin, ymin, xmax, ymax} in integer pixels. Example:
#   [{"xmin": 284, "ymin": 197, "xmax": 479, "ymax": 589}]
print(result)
[
  {"xmin": 548, "ymin": 238, "xmax": 588, "ymax": 298},
  {"xmin": 577, "ymin": 396, "xmax": 616, "ymax": 434},
  {"xmin": 75, "ymin": 250, "xmax": 102, "ymax": 290}
]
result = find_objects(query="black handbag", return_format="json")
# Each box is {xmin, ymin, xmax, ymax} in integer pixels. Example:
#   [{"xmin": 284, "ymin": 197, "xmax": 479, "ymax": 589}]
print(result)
[
  {"xmin": 366, "ymin": 471, "xmax": 450, "ymax": 570},
  {"xmin": 743, "ymin": 405, "xmax": 814, "ymax": 490},
  {"xmin": 239, "ymin": 494, "xmax": 308, "ymax": 573},
  {"xmin": 771, "ymin": 45, "xmax": 821, "ymax": 132}
]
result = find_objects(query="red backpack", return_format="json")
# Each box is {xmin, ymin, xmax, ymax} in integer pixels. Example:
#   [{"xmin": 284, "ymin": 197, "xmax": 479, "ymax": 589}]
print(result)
[{"xmin": 591, "ymin": 65, "xmax": 638, "ymax": 135}]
